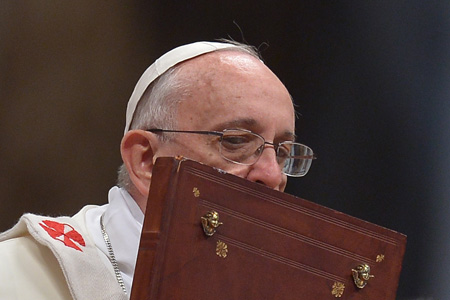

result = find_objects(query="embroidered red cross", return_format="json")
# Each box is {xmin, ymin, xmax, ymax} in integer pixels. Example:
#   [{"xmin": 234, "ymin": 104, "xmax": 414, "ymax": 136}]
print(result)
[{"xmin": 39, "ymin": 220, "xmax": 86, "ymax": 252}]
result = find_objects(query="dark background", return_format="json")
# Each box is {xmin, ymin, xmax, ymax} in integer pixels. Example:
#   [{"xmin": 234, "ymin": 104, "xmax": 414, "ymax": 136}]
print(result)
[{"xmin": 1, "ymin": 2, "xmax": 449, "ymax": 299}]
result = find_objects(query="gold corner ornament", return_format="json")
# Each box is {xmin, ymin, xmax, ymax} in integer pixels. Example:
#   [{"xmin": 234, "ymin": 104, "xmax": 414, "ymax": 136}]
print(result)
[
  {"xmin": 201, "ymin": 211, "xmax": 223, "ymax": 237},
  {"xmin": 216, "ymin": 240, "xmax": 228, "ymax": 258},
  {"xmin": 332, "ymin": 282, "xmax": 345, "ymax": 298},
  {"xmin": 193, "ymin": 187, "xmax": 200, "ymax": 197},
  {"xmin": 352, "ymin": 264, "xmax": 374, "ymax": 289},
  {"xmin": 376, "ymin": 254, "xmax": 385, "ymax": 263}
]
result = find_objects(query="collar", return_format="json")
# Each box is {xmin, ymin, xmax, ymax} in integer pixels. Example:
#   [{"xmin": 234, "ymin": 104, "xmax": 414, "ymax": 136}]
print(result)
[{"xmin": 85, "ymin": 186, "xmax": 144, "ymax": 294}]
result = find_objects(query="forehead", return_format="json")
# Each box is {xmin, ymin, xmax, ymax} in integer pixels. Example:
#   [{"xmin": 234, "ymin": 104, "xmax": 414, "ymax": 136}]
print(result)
[{"xmin": 174, "ymin": 50, "xmax": 295, "ymax": 137}]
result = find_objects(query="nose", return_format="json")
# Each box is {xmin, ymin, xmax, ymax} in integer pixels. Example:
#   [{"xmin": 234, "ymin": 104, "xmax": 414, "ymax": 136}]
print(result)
[{"xmin": 245, "ymin": 147, "xmax": 287, "ymax": 191}]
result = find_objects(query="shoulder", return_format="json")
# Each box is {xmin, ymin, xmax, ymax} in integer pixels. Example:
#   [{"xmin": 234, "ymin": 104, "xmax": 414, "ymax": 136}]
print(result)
[
  {"xmin": 0, "ymin": 233, "xmax": 58, "ymax": 269},
  {"xmin": 0, "ymin": 205, "xmax": 98, "ymax": 245},
  {"xmin": 0, "ymin": 206, "xmax": 99, "ymax": 300},
  {"xmin": 0, "ymin": 206, "xmax": 126, "ymax": 300},
  {"xmin": 0, "ymin": 234, "xmax": 73, "ymax": 299}
]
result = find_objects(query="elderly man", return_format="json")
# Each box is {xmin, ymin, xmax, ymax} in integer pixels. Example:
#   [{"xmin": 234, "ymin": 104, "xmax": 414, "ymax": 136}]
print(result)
[{"xmin": 0, "ymin": 41, "xmax": 314, "ymax": 299}]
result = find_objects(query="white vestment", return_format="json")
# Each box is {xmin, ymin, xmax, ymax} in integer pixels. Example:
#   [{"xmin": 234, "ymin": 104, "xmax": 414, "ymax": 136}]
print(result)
[{"xmin": 0, "ymin": 187, "xmax": 142, "ymax": 300}]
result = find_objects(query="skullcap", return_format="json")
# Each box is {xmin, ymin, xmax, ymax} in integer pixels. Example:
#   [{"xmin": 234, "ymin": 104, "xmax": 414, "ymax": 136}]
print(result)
[{"xmin": 124, "ymin": 41, "xmax": 240, "ymax": 134}]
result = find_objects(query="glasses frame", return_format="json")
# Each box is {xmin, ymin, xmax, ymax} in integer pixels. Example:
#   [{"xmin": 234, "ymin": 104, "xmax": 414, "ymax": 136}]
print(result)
[{"xmin": 147, "ymin": 128, "xmax": 316, "ymax": 177}]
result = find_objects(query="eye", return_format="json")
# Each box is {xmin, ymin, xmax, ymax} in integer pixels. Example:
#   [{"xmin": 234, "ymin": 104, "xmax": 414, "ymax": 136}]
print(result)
[
  {"xmin": 221, "ymin": 135, "xmax": 251, "ymax": 150},
  {"xmin": 219, "ymin": 129, "xmax": 266, "ymax": 164},
  {"xmin": 277, "ymin": 147, "xmax": 289, "ymax": 158},
  {"xmin": 222, "ymin": 135, "xmax": 249, "ymax": 144},
  {"xmin": 276, "ymin": 143, "xmax": 292, "ymax": 164}
]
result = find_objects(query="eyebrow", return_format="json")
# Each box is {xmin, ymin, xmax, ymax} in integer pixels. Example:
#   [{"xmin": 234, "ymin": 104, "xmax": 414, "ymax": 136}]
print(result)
[
  {"xmin": 281, "ymin": 131, "xmax": 297, "ymax": 142},
  {"xmin": 214, "ymin": 118, "xmax": 257, "ymax": 129},
  {"xmin": 213, "ymin": 118, "xmax": 297, "ymax": 141}
]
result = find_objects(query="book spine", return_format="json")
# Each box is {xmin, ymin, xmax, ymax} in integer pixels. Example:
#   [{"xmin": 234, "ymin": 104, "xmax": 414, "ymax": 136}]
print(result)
[{"xmin": 130, "ymin": 157, "xmax": 182, "ymax": 300}]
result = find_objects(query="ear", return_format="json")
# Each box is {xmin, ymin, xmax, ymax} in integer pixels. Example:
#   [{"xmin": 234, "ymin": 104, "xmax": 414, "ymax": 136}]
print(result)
[{"xmin": 120, "ymin": 130, "xmax": 161, "ymax": 200}]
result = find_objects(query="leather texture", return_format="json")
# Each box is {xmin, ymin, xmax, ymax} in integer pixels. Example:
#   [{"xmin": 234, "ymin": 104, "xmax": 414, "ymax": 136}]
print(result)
[{"xmin": 131, "ymin": 157, "xmax": 407, "ymax": 300}]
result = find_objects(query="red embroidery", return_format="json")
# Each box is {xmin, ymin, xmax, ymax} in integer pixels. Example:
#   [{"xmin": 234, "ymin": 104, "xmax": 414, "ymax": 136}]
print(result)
[{"xmin": 39, "ymin": 220, "xmax": 86, "ymax": 252}]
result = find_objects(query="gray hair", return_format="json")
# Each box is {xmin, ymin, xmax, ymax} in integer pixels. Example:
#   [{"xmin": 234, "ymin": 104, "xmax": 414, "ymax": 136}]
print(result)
[{"xmin": 117, "ymin": 41, "xmax": 261, "ymax": 191}]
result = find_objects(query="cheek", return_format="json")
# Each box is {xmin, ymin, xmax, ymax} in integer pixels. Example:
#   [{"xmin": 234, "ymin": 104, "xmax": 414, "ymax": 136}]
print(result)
[
  {"xmin": 221, "ymin": 164, "xmax": 252, "ymax": 179},
  {"xmin": 153, "ymin": 140, "xmax": 193, "ymax": 162},
  {"xmin": 279, "ymin": 175, "xmax": 288, "ymax": 192},
  {"xmin": 159, "ymin": 137, "xmax": 222, "ymax": 166}
]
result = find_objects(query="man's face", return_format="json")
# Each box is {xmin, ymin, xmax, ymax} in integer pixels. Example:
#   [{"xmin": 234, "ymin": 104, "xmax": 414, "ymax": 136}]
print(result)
[{"xmin": 154, "ymin": 50, "xmax": 295, "ymax": 191}]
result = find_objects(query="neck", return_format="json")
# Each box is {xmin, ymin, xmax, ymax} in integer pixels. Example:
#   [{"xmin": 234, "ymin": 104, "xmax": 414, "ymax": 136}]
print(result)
[{"xmin": 127, "ymin": 186, "xmax": 147, "ymax": 213}]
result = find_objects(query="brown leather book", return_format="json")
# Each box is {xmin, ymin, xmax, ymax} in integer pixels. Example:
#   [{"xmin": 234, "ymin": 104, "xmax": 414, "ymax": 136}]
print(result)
[{"xmin": 131, "ymin": 157, "xmax": 406, "ymax": 300}]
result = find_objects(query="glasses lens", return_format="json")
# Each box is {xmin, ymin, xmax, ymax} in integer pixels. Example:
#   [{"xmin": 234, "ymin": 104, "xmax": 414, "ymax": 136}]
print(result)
[
  {"xmin": 279, "ymin": 142, "xmax": 314, "ymax": 177},
  {"xmin": 219, "ymin": 129, "xmax": 265, "ymax": 165}
]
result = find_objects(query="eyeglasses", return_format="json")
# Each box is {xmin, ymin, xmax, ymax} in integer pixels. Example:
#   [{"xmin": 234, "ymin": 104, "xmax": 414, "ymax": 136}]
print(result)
[{"xmin": 148, "ymin": 128, "xmax": 316, "ymax": 177}]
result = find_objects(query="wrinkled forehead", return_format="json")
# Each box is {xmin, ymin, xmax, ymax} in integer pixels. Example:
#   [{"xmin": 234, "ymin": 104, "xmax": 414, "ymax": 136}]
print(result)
[{"xmin": 174, "ymin": 51, "xmax": 295, "ymax": 136}]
